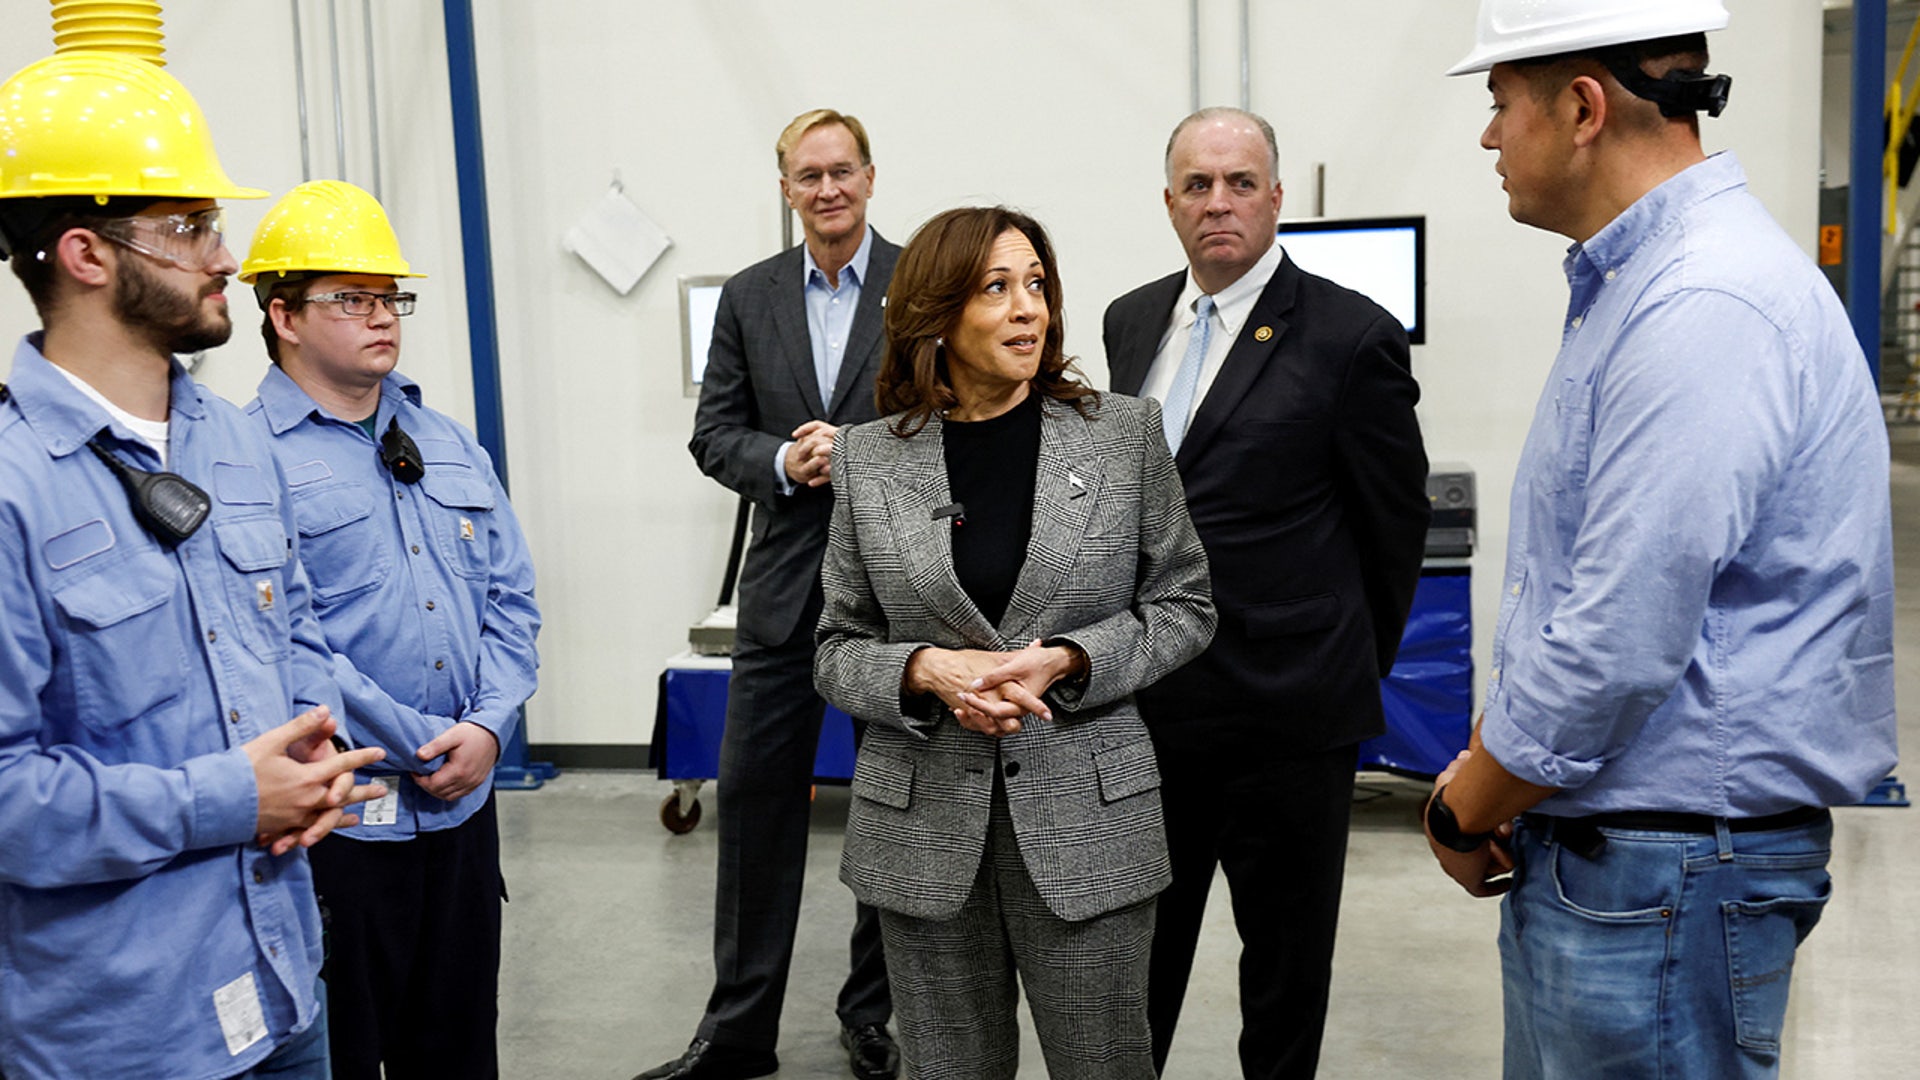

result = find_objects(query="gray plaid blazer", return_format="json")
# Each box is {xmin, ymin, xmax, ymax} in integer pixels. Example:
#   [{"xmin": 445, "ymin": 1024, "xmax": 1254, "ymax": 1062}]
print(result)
[{"xmin": 815, "ymin": 393, "xmax": 1216, "ymax": 922}]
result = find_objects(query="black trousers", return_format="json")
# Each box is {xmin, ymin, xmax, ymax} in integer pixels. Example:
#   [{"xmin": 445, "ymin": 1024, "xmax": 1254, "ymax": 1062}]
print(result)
[
  {"xmin": 697, "ymin": 609, "xmax": 891, "ymax": 1050},
  {"xmin": 1147, "ymin": 739, "xmax": 1357, "ymax": 1080},
  {"xmin": 309, "ymin": 792, "xmax": 504, "ymax": 1080}
]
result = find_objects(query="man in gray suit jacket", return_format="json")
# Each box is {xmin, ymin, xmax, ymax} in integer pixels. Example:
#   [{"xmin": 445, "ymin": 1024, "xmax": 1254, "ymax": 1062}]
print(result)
[{"xmin": 638, "ymin": 109, "xmax": 898, "ymax": 1080}]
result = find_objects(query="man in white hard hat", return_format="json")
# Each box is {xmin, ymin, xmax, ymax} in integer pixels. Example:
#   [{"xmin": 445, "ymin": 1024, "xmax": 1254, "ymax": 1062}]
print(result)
[
  {"xmin": 1429, "ymin": 3, "xmax": 1898, "ymax": 1076},
  {"xmin": 0, "ymin": 52, "xmax": 388, "ymax": 1079},
  {"xmin": 240, "ymin": 180, "xmax": 541, "ymax": 1080}
]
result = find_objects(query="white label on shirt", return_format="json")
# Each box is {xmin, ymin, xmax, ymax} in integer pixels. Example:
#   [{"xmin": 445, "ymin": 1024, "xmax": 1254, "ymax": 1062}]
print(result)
[
  {"xmin": 213, "ymin": 972, "xmax": 268, "ymax": 1056},
  {"xmin": 360, "ymin": 783, "xmax": 399, "ymax": 826}
]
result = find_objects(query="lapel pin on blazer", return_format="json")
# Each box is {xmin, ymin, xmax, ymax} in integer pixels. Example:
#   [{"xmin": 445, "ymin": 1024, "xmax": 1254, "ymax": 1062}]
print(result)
[
  {"xmin": 1254, "ymin": 325, "xmax": 1274, "ymax": 342},
  {"xmin": 1067, "ymin": 472, "xmax": 1087, "ymax": 498}
]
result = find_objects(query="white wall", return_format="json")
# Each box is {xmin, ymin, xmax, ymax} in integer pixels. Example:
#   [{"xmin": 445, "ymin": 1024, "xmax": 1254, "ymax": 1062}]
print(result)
[{"xmin": 0, "ymin": 0, "xmax": 1826, "ymax": 748}]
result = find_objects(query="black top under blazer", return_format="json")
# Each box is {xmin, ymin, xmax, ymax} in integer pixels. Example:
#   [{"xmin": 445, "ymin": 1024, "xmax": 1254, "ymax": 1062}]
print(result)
[
  {"xmin": 1103, "ymin": 253, "xmax": 1431, "ymax": 754},
  {"xmin": 814, "ymin": 394, "xmax": 1217, "ymax": 922},
  {"xmin": 688, "ymin": 234, "xmax": 901, "ymax": 647}
]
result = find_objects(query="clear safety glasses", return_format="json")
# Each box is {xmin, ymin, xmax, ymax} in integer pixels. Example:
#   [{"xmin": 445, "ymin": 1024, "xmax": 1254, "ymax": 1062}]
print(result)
[
  {"xmin": 305, "ymin": 291, "xmax": 418, "ymax": 318},
  {"xmin": 97, "ymin": 207, "xmax": 230, "ymax": 271}
]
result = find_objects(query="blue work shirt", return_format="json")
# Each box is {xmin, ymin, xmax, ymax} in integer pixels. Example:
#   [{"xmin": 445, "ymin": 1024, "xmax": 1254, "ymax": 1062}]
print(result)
[
  {"xmin": 248, "ymin": 365, "xmax": 539, "ymax": 840},
  {"xmin": 0, "ymin": 335, "xmax": 341, "ymax": 1078},
  {"xmin": 772, "ymin": 226, "xmax": 873, "ymax": 494},
  {"xmin": 1482, "ymin": 152, "xmax": 1898, "ymax": 817}
]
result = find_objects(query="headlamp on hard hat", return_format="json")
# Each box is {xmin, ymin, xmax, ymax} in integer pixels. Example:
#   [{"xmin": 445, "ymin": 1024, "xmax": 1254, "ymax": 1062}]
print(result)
[{"xmin": 1597, "ymin": 49, "xmax": 1731, "ymax": 119}]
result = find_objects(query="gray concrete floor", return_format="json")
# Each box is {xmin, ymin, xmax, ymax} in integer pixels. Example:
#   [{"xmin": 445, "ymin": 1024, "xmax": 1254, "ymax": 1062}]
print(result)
[{"xmin": 497, "ymin": 444, "xmax": 1920, "ymax": 1079}]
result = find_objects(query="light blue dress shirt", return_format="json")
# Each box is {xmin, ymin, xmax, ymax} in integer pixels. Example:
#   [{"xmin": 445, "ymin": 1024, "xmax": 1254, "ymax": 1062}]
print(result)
[
  {"xmin": 248, "ymin": 366, "xmax": 540, "ymax": 840},
  {"xmin": 772, "ymin": 226, "xmax": 874, "ymax": 494},
  {"xmin": 1482, "ymin": 153, "xmax": 1898, "ymax": 817},
  {"xmin": 0, "ymin": 335, "xmax": 340, "ymax": 1078}
]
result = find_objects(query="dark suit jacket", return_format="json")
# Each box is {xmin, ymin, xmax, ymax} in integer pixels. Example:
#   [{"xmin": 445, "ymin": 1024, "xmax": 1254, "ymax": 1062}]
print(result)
[
  {"xmin": 1103, "ymin": 253, "xmax": 1430, "ymax": 754},
  {"xmin": 689, "ymin": 232, "xmax": 901, "ymax": 646},
  {"xmin": 815, "ymin": 395, "xmax": 1216, "ymax": 921}
]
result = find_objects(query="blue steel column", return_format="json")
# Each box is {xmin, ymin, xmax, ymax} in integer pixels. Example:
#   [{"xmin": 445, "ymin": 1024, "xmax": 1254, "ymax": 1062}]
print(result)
[
  {"xmin": 1849, "ymin": 0, "xmax": 1886, "ymax": 382},
  {"xmin": 442, "ymin": 0, "xmax": 555, "ymax": 788}
]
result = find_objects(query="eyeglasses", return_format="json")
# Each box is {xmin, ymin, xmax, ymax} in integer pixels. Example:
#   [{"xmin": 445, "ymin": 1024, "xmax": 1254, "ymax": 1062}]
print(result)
[
  {"xmin": 786, "ymin": 164, "xmax": 864, "ymax": 193},
  {"xmin": 97, "ymin": 207, "xmax": 229, "ymax": 271},
  {"xmin": 306, "ymin": 291, "xmax": 418, "ymax": 318}
]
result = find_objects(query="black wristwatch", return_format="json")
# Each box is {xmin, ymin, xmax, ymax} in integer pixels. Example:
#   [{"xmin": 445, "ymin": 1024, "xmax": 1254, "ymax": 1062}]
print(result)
[{"xmin": 1426, "ymin": 784, "xmax": 1496, "ymax": 853}]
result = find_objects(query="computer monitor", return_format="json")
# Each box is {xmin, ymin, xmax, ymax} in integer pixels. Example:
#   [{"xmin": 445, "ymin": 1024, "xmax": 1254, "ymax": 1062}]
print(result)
[
  {"xmin": 1275, "ymin": 216, "xmax": 1425, "ymax": 345},
  {"xmin": 679, "ymin": 275, "xmax": 729, "ymax": 397}
]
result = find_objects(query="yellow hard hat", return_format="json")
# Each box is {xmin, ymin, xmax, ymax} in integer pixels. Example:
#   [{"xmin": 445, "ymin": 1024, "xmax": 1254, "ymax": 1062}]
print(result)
[
  {"xmin": 0, "ymin": 52, "xmax": 265, "ymax": 201},
  {"xmin": 238, "ymin": 180, "xmax": 425, "ymax": 289}
]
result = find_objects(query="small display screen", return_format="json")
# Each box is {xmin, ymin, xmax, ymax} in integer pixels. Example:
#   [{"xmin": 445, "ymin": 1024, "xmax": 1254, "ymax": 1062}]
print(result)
[{"xmin": 1275, "ymin": 216, "xmax": 1425, "ymax": 344}]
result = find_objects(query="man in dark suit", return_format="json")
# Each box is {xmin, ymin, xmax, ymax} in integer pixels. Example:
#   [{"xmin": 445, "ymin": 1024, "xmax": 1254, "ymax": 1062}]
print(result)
[
  {"xmin": 1103, "ymin": 107, "xmax": 1430, "ymax": 1080},
  {"xmin": 638, "ymin": 109, "xmax": 898, "ymax": 1080}
]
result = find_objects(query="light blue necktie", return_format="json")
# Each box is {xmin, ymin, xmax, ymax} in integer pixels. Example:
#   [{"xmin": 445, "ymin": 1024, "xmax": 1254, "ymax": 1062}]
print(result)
[{"xmin": 1161, "ymin": 294, "xmax": 1213, "ymax": 454}]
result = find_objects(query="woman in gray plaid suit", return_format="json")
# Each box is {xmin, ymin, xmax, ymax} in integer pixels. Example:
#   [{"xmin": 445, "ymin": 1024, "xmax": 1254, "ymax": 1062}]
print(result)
[{"xmin": 814, "ymin": 206, "xmax": 1216, "ymax": 1079}]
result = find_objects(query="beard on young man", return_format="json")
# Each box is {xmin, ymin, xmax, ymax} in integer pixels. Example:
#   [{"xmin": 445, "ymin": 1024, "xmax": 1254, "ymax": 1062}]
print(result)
[{"xmin": 113, "ymin": 250, "xmax": 233, "ymax": 357}]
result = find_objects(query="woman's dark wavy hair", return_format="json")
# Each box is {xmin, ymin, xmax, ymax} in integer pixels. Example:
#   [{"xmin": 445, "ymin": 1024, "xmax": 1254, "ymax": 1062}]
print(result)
[{"xmin": 875, "ymin": 206, "xmax": 1097, "ymax": 437}]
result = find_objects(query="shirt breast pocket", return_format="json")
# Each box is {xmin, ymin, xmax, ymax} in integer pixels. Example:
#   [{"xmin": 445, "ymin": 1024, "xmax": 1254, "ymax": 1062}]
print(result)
[
  {"xmin": 213, "ymin": 516, "xmax": 293, "ymax": 664},
  {"xmin": 53, "ymin": 551, "xmax": 191, "ymax": 732},
  {"xmin": 419, "ymin": 467, "xmax": 494, "ymax": 582},
  {"xmin": 1548, "ymin": 376, "xmax": 1595, "ymax": 542},
  {"xmin": 1549, "ymin": 377, "xmax": 1595, "ymax": 493},
  {"xmin": 293, "ymin": 483, "xmax": 388, "ymax": 605}
]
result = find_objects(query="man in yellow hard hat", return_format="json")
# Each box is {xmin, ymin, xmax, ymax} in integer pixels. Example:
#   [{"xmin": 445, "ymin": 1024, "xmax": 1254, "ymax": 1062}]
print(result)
[
  {"xmin": 1429, "ymin": 2, "xmax": 1897, "ymax": 1076},
  {"xmin": 0, "ymin": 52, "xmax": 388, "ymax": 1079},
  {"xmin": 239, "ymin": 179, "xmax": 540, "ymax": 1080}
]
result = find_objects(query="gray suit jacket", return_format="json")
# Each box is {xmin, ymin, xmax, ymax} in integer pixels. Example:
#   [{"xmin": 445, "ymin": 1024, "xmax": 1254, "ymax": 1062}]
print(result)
[
  {"xmin": 688, "ymin": 232, "xmax": 901, "ymax": 645},
  {"xmin": 815, "ymin": 394, "xmax": 1216, "ymax": 922}
]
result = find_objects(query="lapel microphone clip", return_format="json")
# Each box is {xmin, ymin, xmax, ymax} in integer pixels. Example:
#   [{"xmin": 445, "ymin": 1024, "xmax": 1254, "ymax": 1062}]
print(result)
[
  {"xmin": 380, "ymin": 417, "xmax": 425, "ymax": 485},
  {"xmin": 931, "ymin": 502, "xmax": 966, "ymax": 528},
  {"xmin": 87, "ymin": 437, "xmax": 212, "ymax": 546}
]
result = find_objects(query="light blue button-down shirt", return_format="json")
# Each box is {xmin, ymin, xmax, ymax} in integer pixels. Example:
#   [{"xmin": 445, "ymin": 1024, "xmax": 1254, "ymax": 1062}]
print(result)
[
  {"xmin": 0, "ymin": 335, "xmax": 341, "ymax": 1078},
  {"xmin": 771, "ymin": 227, "xmax": 874, "ymax": 494},
  {"xmin": 248, "ymin": 366, "xmax": 540, "ymax": 839},
  {"xmin": 1482, "ymin": 153, "xmax": 1898, "ymax": 818}
]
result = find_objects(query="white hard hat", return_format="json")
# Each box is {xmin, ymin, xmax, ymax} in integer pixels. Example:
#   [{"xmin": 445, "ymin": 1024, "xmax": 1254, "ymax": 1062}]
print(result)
[{"xmin": 1446, "ymin": 0, "xmax": 1730, "ymax": 77}]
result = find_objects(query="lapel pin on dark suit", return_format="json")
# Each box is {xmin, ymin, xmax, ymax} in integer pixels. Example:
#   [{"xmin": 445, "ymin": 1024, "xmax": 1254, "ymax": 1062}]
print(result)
[{"xmin": 1254, "ymin": 326, "xmax": 1274, "ymax": 342}]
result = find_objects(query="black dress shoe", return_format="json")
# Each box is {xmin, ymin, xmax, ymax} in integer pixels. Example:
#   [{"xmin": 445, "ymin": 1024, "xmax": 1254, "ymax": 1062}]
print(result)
[
  {"xmin": 631, "ymin": 1038, "xmax": 779, "ymax": 1080},
  {"xmin": 840, "ymin": 1024, "xmax": 900, "ymax": 1080}
]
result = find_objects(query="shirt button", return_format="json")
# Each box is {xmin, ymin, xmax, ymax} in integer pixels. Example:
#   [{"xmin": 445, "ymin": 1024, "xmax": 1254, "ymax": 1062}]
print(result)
[
  {"xmin": 426, "ymin": 600, "xmax": 436, "ymax": 611},
  {"xmin": 412, "ymin": 544, "xmax": 421, "ymax": 554},
  {"xmin": 206, "ymin": 630, "xmax": 217, "ymax": 643},
  {"xmin": 1570, "ymin": 316, "xmax": 1583, "ymax": 329},
  {"xmin": 1604, "ymin": 269, "xmax": 1617, "ymax": 281},
  {"xmin": 253, "ymin": 869, "xmax": 265, "ymax": 884},
  {"xmin": 1491, "ymin": 667, "xmax": 1502, "ymax": 680},
  {"xmin": 1004, "ymin": 761, "xmax": 1021, "ymax": 778},
  {"xmin": 435, "ymin": 660, "xmax": 445, "ymax": 670},
  {"xmin": 397, "ymin": 492, "xmax": 405, "ymax": 501},
  {"xmin": 1511, "ymin": 584, "xmax": 1521, "ymax": 595},
  {"xmin": 229, "ymin": 709, "xmax": 240, "ymax": 724}
]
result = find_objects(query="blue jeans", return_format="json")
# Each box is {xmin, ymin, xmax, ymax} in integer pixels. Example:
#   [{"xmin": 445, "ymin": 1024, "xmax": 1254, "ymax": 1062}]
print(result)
[
  {"xmin": 1499, "ymin": 813, "xmax": 1831, "ymax": 1080},
  {"xmin": 234, "ymin": 980, "xmax": 331, "ymax": 1080}
]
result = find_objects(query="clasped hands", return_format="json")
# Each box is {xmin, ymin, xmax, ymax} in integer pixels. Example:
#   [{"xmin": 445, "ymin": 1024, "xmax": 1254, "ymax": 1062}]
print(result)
[
  {"xmin": 784, "ymin": 420, "xmax": 837, "ymax": 487},
  {"xmin": 904, "ymin": 640, "xmax": 1086, "ymax": 738},
  {"xmin": 1424, "ymin": 747, "xmax": 1517, "ymax": 898},
  {"xmin": 245, "ymin": 706, "xmax": 387, "ymax": 856}
]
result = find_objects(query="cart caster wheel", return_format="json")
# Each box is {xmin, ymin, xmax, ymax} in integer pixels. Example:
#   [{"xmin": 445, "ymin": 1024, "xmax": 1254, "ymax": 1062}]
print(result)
[{"xmin": 660, "ymin": 793, "xmax": 702, "ymax": 834}]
